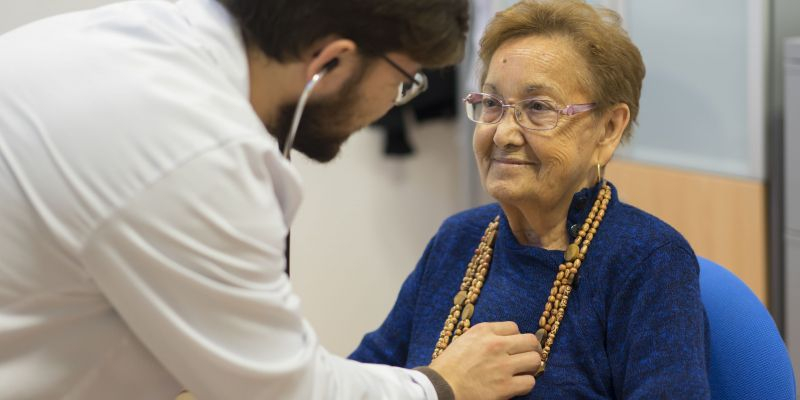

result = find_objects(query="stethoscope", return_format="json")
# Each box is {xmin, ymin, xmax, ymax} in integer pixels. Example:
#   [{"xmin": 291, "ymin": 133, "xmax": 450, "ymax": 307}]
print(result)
[
  {"xmin": 282, "ymin": 58, "xmax": 339, "ymax": 275},
  {"xmin": 282, "ymin": 58, "xmax": 340, "ymax": 159}
]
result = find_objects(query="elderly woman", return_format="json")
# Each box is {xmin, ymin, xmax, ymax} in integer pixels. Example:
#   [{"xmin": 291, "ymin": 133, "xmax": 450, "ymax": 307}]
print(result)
[{"xmin": 350, "ymin": 0, "xmax": 710, "ymax": 398}]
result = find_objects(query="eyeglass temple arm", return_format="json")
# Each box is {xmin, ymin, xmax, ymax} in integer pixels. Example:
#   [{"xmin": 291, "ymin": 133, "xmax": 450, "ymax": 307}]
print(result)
[
  {"xmin": 560, "ymin": 103, "xmax": 596, "ymax": 116},
  {"xmin": 382, "ymin": 55, "xmax": 422, "ymax": 86}
]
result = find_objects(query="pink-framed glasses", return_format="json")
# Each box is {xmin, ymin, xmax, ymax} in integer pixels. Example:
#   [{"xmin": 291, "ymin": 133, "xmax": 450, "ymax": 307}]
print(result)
[{"xmin": 464, "ymin": 92, "xmax": 596, "ymax": 133}]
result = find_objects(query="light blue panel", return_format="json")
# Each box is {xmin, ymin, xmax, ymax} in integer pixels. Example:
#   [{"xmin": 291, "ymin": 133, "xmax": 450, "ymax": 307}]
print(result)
[{"xmin": 617, "ymin": 0, "xmax": 763, "ymax": 178}]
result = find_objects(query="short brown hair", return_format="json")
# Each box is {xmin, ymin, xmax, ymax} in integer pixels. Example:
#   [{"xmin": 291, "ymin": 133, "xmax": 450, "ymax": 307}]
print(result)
[
  {"xmin": 479, "ymin": 0, "xmax": 645, "ymax": 140},
  {"xmin": 218, "ymin": 0, "xmax": 469, "ymax": 68}
]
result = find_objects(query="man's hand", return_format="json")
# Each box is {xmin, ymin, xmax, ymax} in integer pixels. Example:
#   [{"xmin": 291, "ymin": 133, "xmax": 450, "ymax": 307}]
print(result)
[{"xmin": 429, "ymin": 321, "xmax": 542, "ymax": 400}]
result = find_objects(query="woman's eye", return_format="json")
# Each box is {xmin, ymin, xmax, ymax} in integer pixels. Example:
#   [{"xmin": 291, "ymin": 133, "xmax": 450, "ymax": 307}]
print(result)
[
  {"xmin": 482, "ymin": 98, "xmax": 500, "ymax": 108},
  {"xmin": 525, "ymin": 100, "xmax": 551, "ymax": 112}
]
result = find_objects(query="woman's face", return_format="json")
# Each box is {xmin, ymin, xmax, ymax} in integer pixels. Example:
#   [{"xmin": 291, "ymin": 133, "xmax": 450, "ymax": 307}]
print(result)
[{"xmin": 474, "ymin": 34, "xmax": 604, "ymax": 210}]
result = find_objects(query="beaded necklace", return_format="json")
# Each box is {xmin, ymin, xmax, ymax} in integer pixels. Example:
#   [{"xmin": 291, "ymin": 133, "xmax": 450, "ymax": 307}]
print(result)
[{"xmin": 431, "ymin": 183, "xmax": 611, "ymax": 376}]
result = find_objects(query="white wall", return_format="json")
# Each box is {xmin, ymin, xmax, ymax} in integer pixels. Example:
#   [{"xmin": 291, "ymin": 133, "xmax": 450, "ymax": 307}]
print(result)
[{"xmin": 290, "ymin": 121, "xmax": 467, "ymax": 356}]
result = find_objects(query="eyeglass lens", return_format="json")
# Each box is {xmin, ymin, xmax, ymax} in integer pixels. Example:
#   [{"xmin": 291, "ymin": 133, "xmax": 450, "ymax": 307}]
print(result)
[{"xmin": 465, "ymin": 94, "xmax": 558, "ymax": 130}]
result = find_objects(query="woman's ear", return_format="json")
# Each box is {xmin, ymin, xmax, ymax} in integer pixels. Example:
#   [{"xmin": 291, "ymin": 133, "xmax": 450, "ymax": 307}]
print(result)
[{"xmin": 594, "ymin": 102, "xmax": 629, "ymax": 166}]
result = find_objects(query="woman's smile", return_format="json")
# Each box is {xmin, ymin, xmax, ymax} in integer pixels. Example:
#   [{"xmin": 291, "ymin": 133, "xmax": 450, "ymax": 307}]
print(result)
[{"xmin": 491, "ymin": 157, "xmax": 536, "ymax": 166}]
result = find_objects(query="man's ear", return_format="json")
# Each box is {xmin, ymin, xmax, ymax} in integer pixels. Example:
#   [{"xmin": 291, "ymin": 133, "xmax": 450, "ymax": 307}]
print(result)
[
  {"xmin": 593, "ymin": 102, "xmax": 629, "ymax": 166},
  {"xmin": 303, "ymin": 39, "xmax": 358, "ymax": 92}
]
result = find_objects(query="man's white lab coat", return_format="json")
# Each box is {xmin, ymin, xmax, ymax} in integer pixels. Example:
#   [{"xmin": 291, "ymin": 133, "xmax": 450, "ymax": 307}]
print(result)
[{"xmin": 0, "ymin": 0, "xmax": 436, "ymax": 398}]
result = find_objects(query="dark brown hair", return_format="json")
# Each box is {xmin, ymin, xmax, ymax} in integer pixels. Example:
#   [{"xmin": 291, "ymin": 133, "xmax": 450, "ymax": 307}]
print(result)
[
  {"xmin": 479, "ymin": 0, "xmax": 645, "ymax": 140},
  {"xmin": 218, "ymin": 0, "xmax": 469, "ymax": 68}
]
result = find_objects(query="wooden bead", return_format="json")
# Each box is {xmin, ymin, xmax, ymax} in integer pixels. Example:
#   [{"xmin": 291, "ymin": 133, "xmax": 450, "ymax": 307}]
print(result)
[
  {"xmin": 462, "ymin": 303, "xmax": 475, "ymax": 319},
  {"xmin": 565, "ymin": 244, "xmax": 580, "ymax": 261},
  {"xmin": 540, "ymin": 316, "xmax": 547, "ymax": 327},
  {"xmin": 453, "ymin": 291, "xmax": 467, "ymax": 305}
]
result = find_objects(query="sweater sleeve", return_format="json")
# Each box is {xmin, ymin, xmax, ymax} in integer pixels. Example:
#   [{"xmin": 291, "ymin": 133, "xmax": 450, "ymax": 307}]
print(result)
[
  {"xmin": 605, "ymin": 242, "xmax": 711, "ymax": 399},
  {"xmin": 348, "ymin": 239, "xmax": 433, "ymax": 366}
]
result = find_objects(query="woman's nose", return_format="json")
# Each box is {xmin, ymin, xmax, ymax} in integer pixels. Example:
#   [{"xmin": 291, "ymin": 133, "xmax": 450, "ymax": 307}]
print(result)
[{"xmin": 492, "ymin": 108, "xmax": 525, "ymax": 149}]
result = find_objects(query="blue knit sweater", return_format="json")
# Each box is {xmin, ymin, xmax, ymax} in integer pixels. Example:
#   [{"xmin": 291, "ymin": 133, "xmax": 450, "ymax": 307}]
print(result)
[{"xmin": 350, "ymin": 183, "xmax": 710, "ymax": 399}]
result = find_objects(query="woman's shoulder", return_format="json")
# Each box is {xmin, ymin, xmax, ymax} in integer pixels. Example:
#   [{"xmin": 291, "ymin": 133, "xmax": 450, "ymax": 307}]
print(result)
[{"xmin": 608, "ymin": 194, "xmax": 693, "ymax": 253}]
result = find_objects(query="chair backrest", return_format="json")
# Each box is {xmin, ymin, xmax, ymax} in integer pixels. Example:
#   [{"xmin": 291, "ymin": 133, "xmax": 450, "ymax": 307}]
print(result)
[{"xmin": 698, "ymin": 256, "xmax": 796, "ymax": 399}]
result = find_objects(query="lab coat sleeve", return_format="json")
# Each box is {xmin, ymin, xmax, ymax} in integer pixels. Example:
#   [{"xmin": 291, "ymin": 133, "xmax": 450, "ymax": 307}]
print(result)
[{"xmin": 78, "ymin": 136, "xmax": 437, "ymax": 399}]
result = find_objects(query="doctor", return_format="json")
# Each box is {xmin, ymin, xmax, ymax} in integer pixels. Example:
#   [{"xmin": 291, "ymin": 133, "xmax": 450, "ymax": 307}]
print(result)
[{"xmin": 0, "ymin": 0, "xmax": 542, "ymax": 399}]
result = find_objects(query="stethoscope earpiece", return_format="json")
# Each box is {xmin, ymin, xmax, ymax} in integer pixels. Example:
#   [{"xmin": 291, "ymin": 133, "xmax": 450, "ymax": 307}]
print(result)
[{"xmin": 320, "ymin": 58, "xmax": 339, "ymax": 74}]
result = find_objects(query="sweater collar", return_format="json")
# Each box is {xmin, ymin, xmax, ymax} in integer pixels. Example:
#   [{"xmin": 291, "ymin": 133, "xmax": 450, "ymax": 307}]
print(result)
[{"xmin": 493, "ymin": 181, "xmax": 618, "ymax": 271}]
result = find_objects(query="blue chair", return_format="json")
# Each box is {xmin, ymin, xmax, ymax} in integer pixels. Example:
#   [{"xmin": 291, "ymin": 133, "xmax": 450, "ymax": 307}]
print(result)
[{"xmin": 698, "ymin": 256, "xmax": 796, "ymax": 399}]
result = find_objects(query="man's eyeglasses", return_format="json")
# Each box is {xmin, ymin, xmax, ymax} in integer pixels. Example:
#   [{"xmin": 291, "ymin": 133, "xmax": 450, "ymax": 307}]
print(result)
[
  {"xmin": 381, "ymin": 55, "xmax": 428, "ymax": 106},
  {"xmin": 464, "ymin": 92, "xmax": 595, "ymax": 133}
]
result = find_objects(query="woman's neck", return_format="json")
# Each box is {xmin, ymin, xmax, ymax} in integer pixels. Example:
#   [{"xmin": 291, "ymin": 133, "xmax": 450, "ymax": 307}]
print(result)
[
  {"xmin": 500, "ymin": 194, "xmax": 575, "ymax": 250},
  {"xmin": 503, "ymin": 207, "xmax": 569, "ymax": 250}
]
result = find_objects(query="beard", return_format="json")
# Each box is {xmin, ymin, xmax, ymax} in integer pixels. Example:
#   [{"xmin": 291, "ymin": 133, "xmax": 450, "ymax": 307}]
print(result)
[{"xmin": 268, "ymin": 63, "xmax": 368, "ymax": 163}]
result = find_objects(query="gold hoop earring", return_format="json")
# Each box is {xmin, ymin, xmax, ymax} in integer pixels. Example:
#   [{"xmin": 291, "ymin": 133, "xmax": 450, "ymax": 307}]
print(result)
[{"xmin": 596, "ymin": 163, "xmax": 605, "ymax": 185}]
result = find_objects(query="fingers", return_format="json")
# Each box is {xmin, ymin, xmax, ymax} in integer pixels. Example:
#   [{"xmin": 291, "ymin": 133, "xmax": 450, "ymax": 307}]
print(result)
[
  {"xmin": 505, "ymin": 332, "xmax": 539, "ymax": 355},
  {"xmin": 532, "ymin": 336, "xmax": 542, "ymax": 354},
  {"xmin": 476, "ymin": 321, "xmax": 520, "ymax": 336},
  {"xmin": 508, "ymin": 350, "xmax": 542, "ymax": 376},
  {"xmin": 507, "ymin": 374, "xmax": 537, "ymax": 398}
]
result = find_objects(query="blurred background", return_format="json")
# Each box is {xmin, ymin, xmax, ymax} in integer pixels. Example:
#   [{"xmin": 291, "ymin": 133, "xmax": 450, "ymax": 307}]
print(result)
[{"xmin": 2, "ymin": 0, "xmax": 798, "ymax": 385}]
